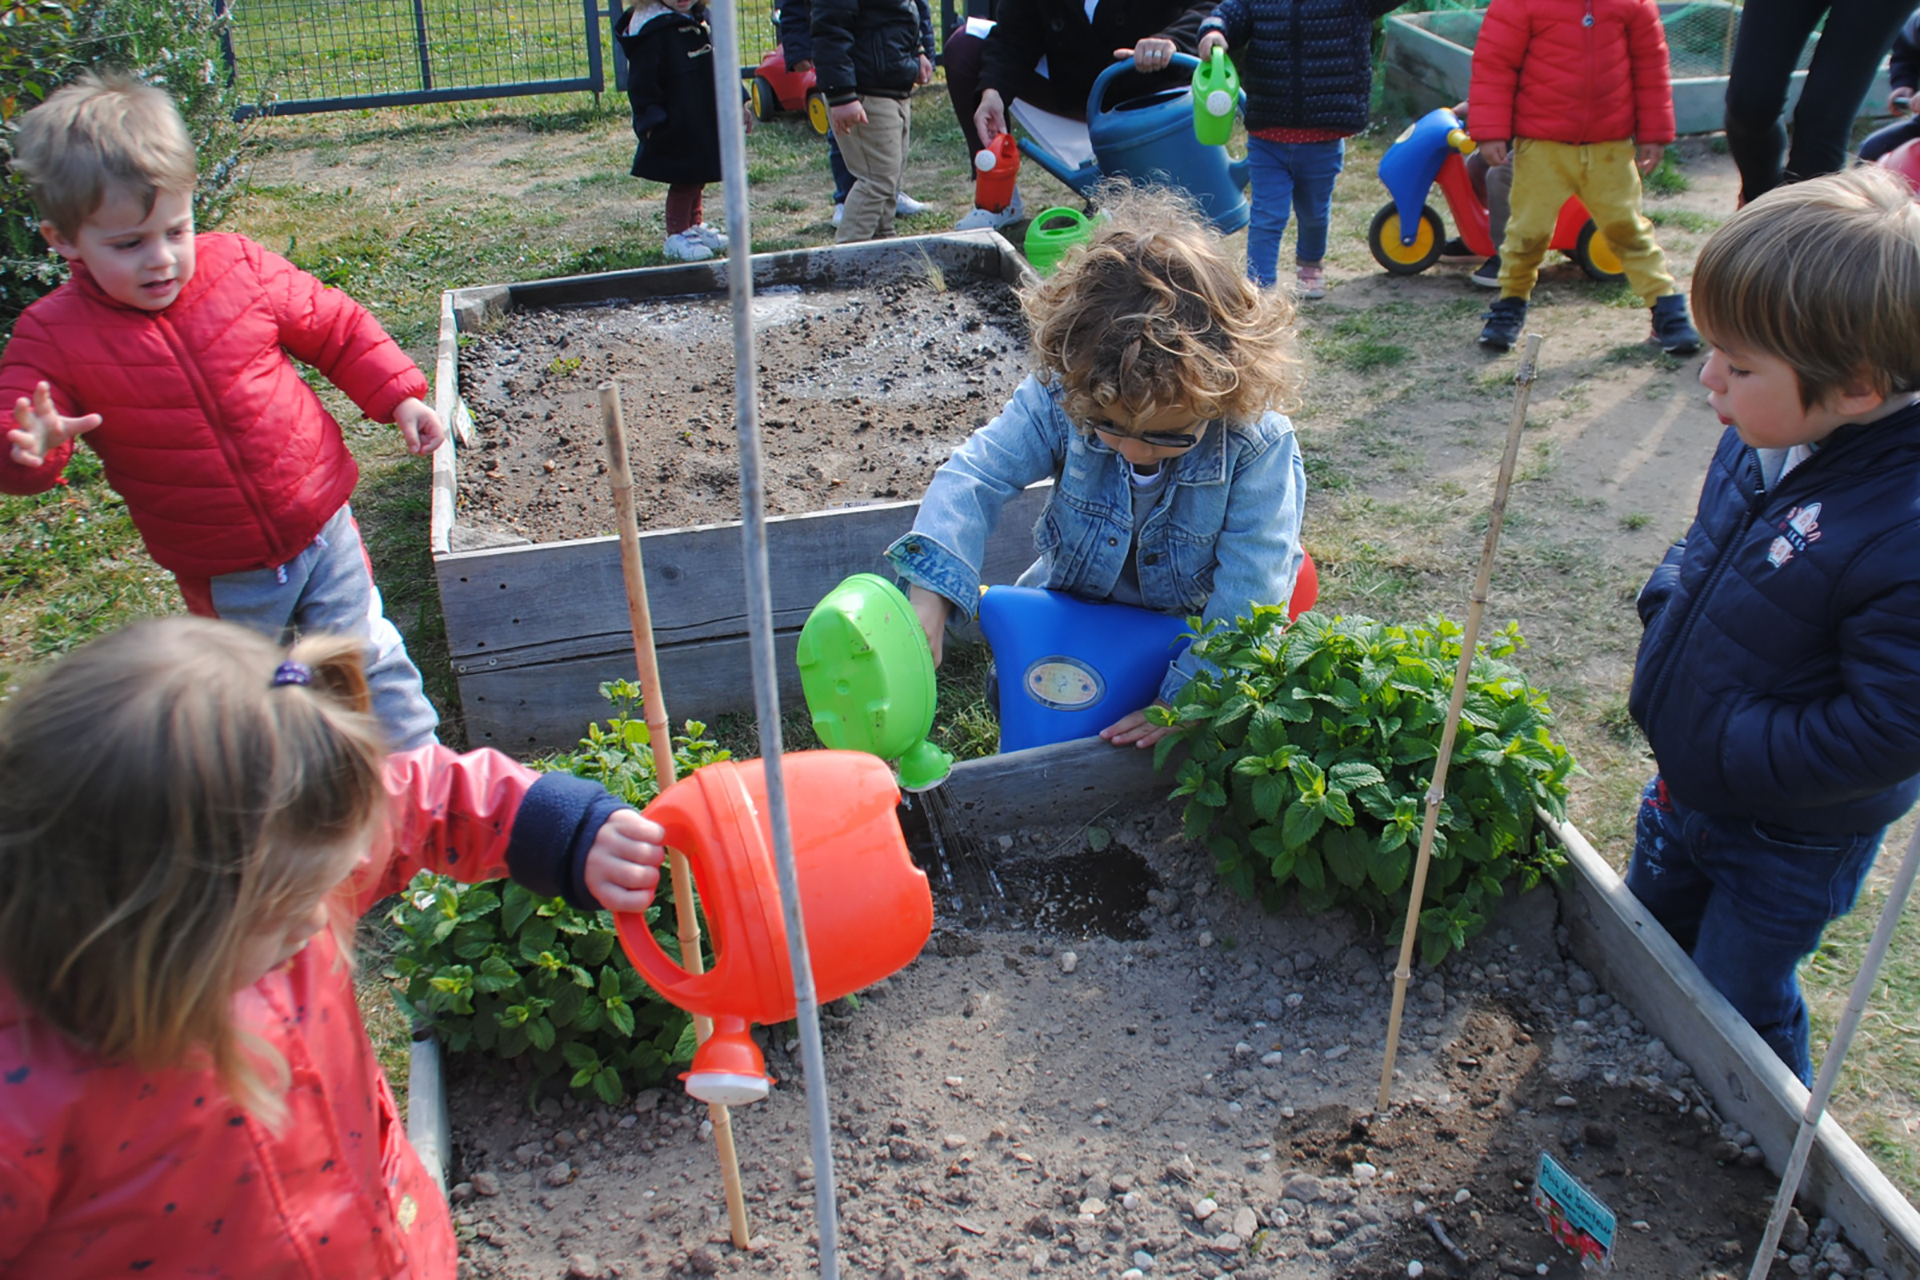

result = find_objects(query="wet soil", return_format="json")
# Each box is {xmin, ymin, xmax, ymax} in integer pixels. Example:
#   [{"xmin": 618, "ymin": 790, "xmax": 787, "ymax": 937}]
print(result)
[
  {"xmin": 453, "ymin": 274, "xmax": 1029, "ymax": 544},
  {"xmin": 442, "ymin": 800, "xmax": 1838, "ymax": 1280}
]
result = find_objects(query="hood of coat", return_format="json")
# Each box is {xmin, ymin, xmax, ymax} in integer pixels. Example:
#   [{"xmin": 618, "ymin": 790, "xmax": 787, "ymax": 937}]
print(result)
[{"xmin": 626, "ymin": 0, "xmax": 704, "ymax": 34}]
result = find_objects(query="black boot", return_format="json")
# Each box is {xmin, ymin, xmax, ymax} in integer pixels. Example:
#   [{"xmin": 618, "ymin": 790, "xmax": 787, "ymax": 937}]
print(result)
[
  {"xmin": 1650, "ymin": 293, "xmax": 1701, "ymax": 355},
  {"xmin": 1479, "ymin": 296, "xmax": 1528, "ymax": 351}
]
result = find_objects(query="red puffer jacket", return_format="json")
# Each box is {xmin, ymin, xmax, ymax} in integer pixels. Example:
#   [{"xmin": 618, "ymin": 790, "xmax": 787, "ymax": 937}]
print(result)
[
  {"xmin": 1467, "ymin": 0, "xmax": 1675, "ymax": 147},
  {"xmin": 0, "ymin": 746, "xmax": 594, "ymax": 1280},
  {"xmin": 0, "ymin": 233, "xmax": 427, "ymax": 579}
]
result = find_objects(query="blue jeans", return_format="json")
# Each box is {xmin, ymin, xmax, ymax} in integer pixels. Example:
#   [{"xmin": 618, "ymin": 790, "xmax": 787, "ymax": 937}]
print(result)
[
  {"xmin": 1625, "ymin": 776, "xmax": 1882, "ymax": 1084},
  {"xmin": 1245, "ymin": 137, "xmax": 1345, "ymax": 287},
  {"xmin": 828, "ymin": 128, "xmax": 855, "ymax": 204}
]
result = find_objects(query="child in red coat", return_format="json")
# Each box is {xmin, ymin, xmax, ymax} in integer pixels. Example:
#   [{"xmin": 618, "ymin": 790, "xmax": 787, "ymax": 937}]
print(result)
[
  {"xmin": 0, "ymin": 616, "xmax": 670, "ymax": 1277},
  {"xmin": 1, "ymin": 74, "xmax": 444, "ymax": 749},
  {"xmin": 1466, "ymin": 0, "xmax": 1701, "ymax": 355}
]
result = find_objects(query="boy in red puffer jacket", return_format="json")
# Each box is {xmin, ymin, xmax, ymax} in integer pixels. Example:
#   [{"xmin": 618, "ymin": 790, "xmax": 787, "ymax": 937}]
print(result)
[
  {"xmin": 0, "ymin": 73, "xmax": 442, "ymax": 749},
  {"xmin": 1467, "ymin": 0, "xmax": 1702, "ymax": 355}
]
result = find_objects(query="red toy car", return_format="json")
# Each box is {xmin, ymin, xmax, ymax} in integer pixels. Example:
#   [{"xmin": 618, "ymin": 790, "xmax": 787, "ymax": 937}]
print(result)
[{"xmin": 748, "ymin": 46, "xmax": 829, "ymax": 135}]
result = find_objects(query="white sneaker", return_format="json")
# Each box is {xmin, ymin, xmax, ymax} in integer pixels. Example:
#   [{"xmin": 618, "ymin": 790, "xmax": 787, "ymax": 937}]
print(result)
[
  {"xmin": 687, "ymin": 223, "xmax": 726, "ymax": 251},
  {"xmin": 663, "ymin": 232, "xmax": 714, "ymax": 262},
  {"xmin": 954, "ymin": 188, "xmax": 1024, "ymax": 231},
  {"xmin": 895, "ymin": 191, "xmax": 931, "ymax": 216},
  {"xmin": 832, "ymin": 202, "xmax": 845, "ymax": 226}
]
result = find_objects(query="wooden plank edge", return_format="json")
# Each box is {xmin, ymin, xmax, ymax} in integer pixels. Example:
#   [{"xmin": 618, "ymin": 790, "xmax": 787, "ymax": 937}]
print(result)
[
  {"xmin": 407, "ymin": 1030, "xmax": 451, "ymax": 1189},
  {"xmin": 429, "ymin": 290, "xmax": 459, "ymax": 556},
  {"xmin": 1542, "ymin": 811, "xmax": 1920, "ymax": 1278}
]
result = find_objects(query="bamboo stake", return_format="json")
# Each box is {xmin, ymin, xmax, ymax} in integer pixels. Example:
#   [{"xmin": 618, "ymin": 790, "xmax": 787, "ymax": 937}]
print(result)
[
  {"xmin": 1377, "ymin": 334, "xmax": 1542, "ymax": 1113},
  {"xmin": 1746, "ymin": 825, "xmax": 1920, "ymax": 1280},
  {"xmin": 600, "ymin": 381, "xmax": 751, "ymax": 1249}
]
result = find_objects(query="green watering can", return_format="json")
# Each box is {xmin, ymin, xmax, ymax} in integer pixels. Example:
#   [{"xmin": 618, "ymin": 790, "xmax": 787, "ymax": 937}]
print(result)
[
  {"xmin": 795, "ymin": 573, "xmax": 954, "ymax": 792},
  {"xmin": 1192, "ymin": 47, "xmax": 1240, "ymax": 147},
  {"xmin": 1023, "ymin": 207, "xmax": 1093, "ymax": 277}
]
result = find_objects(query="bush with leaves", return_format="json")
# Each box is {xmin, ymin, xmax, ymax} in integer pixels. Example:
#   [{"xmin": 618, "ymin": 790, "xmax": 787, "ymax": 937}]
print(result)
[
  {"xmin": 1152, "ymin": 609, "xmax": 1575, "ymax": 966},
  {"xmin": 1, "ymin": 0, "xmax": 247, "ymax": 333},
  {"xmin": 389, "ymin": 682, "xmax": 728, "ymax": 1104}
]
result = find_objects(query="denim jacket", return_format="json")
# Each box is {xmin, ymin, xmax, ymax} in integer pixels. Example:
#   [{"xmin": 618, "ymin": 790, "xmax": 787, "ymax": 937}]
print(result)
[{"xmin": 885, "ymin": 373, "xmax": 1306, "ymax": 704}]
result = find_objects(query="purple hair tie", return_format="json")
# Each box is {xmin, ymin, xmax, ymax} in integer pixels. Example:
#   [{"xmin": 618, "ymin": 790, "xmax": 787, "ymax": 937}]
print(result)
[{"xmin": 272, "ymin": 660, "xmax": 313, "ymax": 688}]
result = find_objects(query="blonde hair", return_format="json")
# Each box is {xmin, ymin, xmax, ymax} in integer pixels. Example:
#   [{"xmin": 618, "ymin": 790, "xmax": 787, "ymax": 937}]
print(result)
[
  {"xmin": 1023, "ymin": 183, "xmax": 1303, "ymax": 430},
  {"xmin": 0, "ymin": 618, "xmax": 388, "ymax": 1126},
  {"xmin": 1692, "ymin": 166, "xmax": 1920, "ymax": 409},
  {"xmin": 10, "ymin": 71, "xmax": 199, "ymax": 239}
]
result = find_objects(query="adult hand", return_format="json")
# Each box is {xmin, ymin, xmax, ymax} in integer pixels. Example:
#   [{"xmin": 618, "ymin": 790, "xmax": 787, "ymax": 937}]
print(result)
[
  {"xmin": 918, "ymin": 53, "xmax": 934, "ymax": 85},
  {"xmin": 908, "ymin": 583, "xmax": 950, "ymax": 667},
  {"xmin": 8, "ymin": 380, "xmax": 101, "ymax": 468},
  {"xmin": 830, "ymin": 99, "xmax": 868, "ymax": 132},
  {"xmin": 1116, "ymin": 36, "xmax": 1176, "ymax": 72},
  {"xmin": 1196, "ymin": 30, "xmax": 1227, "ymax": 59},
  {"xmin": 1477, "ymin": 138, "xmax": 1509, "ymax": 167},
  {"xmin": 1635, "ymin": 142, "xmax": 1665, "ymax": 175},
  {"xmin": 582, "ymin": 808, "xmax": 668, "ymax": 913},
  {"xmin": 790, "ymin": 57, "xmax": 814, "ymax": 73},
  {"xmin": 392, "ymin": 397, "xmax": 446, "ymax": 455},
  {"xmin": 974, "ymin": 88, "xmax": 1007, "ymax": 142},
  {"xmin": 1099, "ymin": 700, "xmax": 1176, "ymax": 748}
]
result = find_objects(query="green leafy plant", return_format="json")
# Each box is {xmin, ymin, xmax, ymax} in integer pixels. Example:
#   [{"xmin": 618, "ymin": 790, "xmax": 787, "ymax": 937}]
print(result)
[
  {"xmin": 1152, "ymin": 610, "xmax": 1574, "ymax": 966},
  {"xmin": 389, "ymin": 682, "xmax": 729, "ymax": 1103}
]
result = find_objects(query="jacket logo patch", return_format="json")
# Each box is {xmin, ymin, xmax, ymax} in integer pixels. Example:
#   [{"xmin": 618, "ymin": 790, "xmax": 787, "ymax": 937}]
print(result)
[{"xmin": 1767, "ymin": 502, "xmax": 1822, "ymax": 568}]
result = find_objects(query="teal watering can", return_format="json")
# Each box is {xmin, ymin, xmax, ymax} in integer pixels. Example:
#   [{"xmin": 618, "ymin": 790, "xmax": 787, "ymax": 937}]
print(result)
[{"xmin": 1016, "ymin": 52, "xmax": 1250, "ymax": 234}]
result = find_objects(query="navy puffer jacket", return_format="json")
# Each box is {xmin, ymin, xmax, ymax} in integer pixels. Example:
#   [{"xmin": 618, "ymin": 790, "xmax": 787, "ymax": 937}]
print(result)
[
  {"xmin": 1630, "ymin": 404, "xmax": 1920, "ymax": 834},
  {"xmin": 1198, "ymin": 0, "xmax": 1400, "ymax": 134}
]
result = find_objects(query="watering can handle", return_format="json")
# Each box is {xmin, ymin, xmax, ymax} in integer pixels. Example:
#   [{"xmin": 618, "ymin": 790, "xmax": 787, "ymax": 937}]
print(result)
[{"xmin": 1087, "ymin": 50, "xmax": 1204, "ymax": 127}]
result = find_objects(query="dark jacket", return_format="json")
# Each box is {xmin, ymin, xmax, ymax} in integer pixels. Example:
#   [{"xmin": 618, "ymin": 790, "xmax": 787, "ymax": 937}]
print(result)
[
  {"xmin": 618, "ymin": 1, "xmax": 723, "ymax": 185},
  {"xmin": 1629, "ymin": 404, "xmax": 1920, "ymax": 834},
  {"xmin": 1892, "ymin": 11, "xmax": 1920, "ymax": 95},
  {"xmin": 811, "ymin": 0, "xmax": 933, "ymax": 104},
  {"xmin": 978, "ymin": 0, "xmax": 1213, "ymax": 110},
  {"xmin": 1198, "ymin": 0, "xmax": 1398, "ymax": 133},
  {"xmin": 781, "ymin": 0, "xmax": 934, "ymax": 71}
]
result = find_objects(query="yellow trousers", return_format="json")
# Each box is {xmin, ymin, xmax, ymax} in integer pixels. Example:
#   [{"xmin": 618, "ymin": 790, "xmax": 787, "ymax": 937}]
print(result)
[{"xmin": 1497, "ymin": 138, "xmax": 1677, "ymax": 306}]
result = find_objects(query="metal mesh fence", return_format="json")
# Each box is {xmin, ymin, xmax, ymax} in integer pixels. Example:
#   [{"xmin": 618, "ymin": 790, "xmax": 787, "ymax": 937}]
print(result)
[{"xmin": 1398, "ymin": 1, "xmax": 1815, "ymax": 80}]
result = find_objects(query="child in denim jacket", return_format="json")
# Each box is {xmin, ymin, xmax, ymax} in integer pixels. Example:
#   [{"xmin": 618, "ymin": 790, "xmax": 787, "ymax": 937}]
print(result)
[
  {"xmin": 1627, "ymin": 169, "xmax": 1920, "ymax": 1084},
  {"xmin": 887, "ymin": 188, "xmax": 1308, "ymax": 749}
]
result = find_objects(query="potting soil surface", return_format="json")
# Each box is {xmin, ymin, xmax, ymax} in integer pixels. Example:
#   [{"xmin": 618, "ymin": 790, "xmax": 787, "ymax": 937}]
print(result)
[
  {"xmin": 454, "ymin": 275, "xmax": 1028, "ymax": 544},
  {"xmin": 442, "ymin": 800, "xmax": 1862, "ymax": 1280}
]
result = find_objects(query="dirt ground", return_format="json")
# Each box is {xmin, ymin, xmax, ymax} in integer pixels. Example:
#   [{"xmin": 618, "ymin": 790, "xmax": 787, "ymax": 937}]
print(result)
[
  {"xmin": 441, "ymin": 799, "xmax": 1886, "ymax": 1280},
  {"xmin": 453, "ymin": 272, "xmax": 1026, "ymax": 542}
]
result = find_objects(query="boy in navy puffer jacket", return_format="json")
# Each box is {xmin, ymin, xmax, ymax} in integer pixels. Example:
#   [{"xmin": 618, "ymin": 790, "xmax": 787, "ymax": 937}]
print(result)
[
  {"xmin": 1197, "ymin": 0, "xmax": 1400, "ymax": 298},
  {"xmin": 1627, "ymin": 167, "xmax": 1920, "ymax": 1086}
]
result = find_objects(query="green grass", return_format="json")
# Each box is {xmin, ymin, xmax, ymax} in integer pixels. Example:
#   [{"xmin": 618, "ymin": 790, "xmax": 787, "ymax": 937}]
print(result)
[
  {"xmin": 1643, "ymin": 145, "xmax": 1690, "ymax": 197},
  {"xmin": 1646, "ymin": 208, "xmax": 1720, "ymax": 234}
]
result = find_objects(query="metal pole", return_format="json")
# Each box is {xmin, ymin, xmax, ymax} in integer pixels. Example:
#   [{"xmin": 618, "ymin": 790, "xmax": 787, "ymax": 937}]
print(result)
[
  {"xmin": 1746, "ymin": 825, "xmax": 1920, "ymax": 1280},
  {"xmin": 411, "ymin": 0, "xmax": 435, "ymax": 91},
  {"xmin": 1377, "ymin": 333, "xmax": 1542, "ymax": 1113},
  {"xmin": 706, "ymin": 3, "xmax": 841, "ymax": 1275}
]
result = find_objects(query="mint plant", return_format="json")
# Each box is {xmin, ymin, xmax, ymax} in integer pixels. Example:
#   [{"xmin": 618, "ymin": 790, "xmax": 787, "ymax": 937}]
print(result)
[
  {"xmin": 1152, "ymin": 610, "xmax": 1574, "ymax": 966},
  {"xmin": 389, "ymin": 681, "xmax": 726, "ymax": 1103}
]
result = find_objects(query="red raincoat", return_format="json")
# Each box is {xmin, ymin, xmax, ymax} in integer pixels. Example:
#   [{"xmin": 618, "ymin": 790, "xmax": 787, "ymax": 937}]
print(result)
[{"xmin": 1467, "ymin": 0, "xmax": 1676, "ymax": 147}]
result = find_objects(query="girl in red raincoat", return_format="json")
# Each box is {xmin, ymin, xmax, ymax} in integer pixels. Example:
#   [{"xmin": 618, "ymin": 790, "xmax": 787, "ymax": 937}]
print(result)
[{"xmin": 0, "ymin": 617, "xmax": 670, "ymax": 1278}]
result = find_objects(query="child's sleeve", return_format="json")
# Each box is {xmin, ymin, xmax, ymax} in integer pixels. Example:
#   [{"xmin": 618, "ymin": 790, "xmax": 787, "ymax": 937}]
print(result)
[
  {"xmin": 252, "ymin": 239, "xmax": 428, "ymax": 426},
  {"xmin": 0, "ymin": 310, "xmax": 84, "ymax": 495},
  {"xmin": 1159, "ymin": 415, "xmax": 1306, "ymax": 705},
  {"xmin": 916, "ymin": 0, "xmax": 938, "ymax": 63},
  {"xmin": 810, "ymin": 0, "xmax": 861, "ymax": 104},
  {"xmin": 350, "ymin": 745, "xmax": 628, "ymax": 916},
  {"xmin": 1636, "ymin": 537, "xmax": 1688, "ymax": 627},
  {"xmin": 884, "ymin": 375, "xmax": 1067, "ymax": 619},
  {"xmin": 1197, "ymin": 0, "xmax": 1250, "ymax": 52},
  {"xmin": 778, "ymin": 0, "xmax": 814, "ymax": 65},
  {"xmin": 1466, "ymin": 0, "xmax": 1527, "ymax": 142},
  {"xmin": 1625, "ymin": 0, "xmax": 1675, "ymax": 145}
]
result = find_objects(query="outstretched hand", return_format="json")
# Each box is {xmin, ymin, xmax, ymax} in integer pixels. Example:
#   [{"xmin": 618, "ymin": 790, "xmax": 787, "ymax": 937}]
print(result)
[
  {"xmin": 9, "ymin": 381, "xmax": 101, "ymax": 468},
  {"xmin": 583, "ymin": 808, "xmax": 669, "ymax": 913},
  {"xmin": 393, "ymin": 397, "xmax": 446, "ymax": 455},
  {"xmin": 1100, "ymin": 700, "xmax": 1176, "ymax": 748}
]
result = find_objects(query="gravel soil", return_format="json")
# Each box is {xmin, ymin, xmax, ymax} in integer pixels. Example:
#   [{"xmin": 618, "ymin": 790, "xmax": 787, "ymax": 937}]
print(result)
[
  {"xmin": 442, "ymin": 801, "xmax": 1882, "ymax": 1280},
  {"xmin": 452, "ymin": 275, "xmax": 1028, "ymax": 544}
]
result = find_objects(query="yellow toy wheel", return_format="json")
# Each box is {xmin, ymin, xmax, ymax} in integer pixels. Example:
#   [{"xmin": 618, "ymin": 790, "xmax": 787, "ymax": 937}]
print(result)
[
  {"xmin": 750, "ymin": 76, "xmax": 779, "ymax": 123},
  {"xmin": 806, "ymin": 90, "xmax": 831, "ymax": 136},
  {"xmin": 1367, "ymin": 203, "xmax": 1445, "ymax": 275},
  {"xmin": 1574, "ymin": 220, "xmax": 1627, "ymax": 282}
]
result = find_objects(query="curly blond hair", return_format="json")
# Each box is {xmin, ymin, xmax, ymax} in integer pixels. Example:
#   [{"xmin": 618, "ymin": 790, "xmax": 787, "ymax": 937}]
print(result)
[{"xmin": 1022, "ymin": 183, "xmax": 1303, "ymax": 430}]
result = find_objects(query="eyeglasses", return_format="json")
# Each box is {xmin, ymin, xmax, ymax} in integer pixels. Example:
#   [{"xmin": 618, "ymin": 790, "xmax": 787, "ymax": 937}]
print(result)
[{"xmin": 1090, "ymin": 419, "xmax": 1211, "ymax": 450}]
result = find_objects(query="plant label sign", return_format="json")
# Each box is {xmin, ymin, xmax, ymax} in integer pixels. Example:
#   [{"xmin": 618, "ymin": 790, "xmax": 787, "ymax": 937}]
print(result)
[{"xmin": 1532, "ymin": 1150, "xmax": 1616, "ymax": 1270}]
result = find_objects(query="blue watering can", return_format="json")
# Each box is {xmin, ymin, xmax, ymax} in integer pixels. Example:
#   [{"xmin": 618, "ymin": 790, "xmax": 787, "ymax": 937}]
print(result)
[{"xmin": 1016, "ymin": 52, "xmax": 1251, "ymax": 234}]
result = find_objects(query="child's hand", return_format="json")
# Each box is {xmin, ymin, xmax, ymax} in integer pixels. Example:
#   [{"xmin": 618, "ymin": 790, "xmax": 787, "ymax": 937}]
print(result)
[
  {"xmin": 918, "ymin": 54, "xmax": 934, "ymax": 86},
  {"xmin": 393, "ymin": 397, "xmax": 446, "ymax": 455},
  {"xmin": 790, "ymin": 58, "xmax": 814, "ymax": 73},
  {"xmin": 1635, "ymin": 143, "xmax": 1665, "ymax": 175},
  {"xmin": 1197, "ymin": 30, "xmax": 1227, "ymax": 58},
  {"xmin": 583, "ymin": 808, "xmax": 668, "ymax": 913},
  {"xmin": 1477, "ymin": 139, "xmax": 1509, "ymax": 167},
  {"xmin": 830, "ymin": 100, "xmax": 868, "ymax": 132},
  {"xmin": 8, "ymin": 381, "xmax": 101, "ymax": 468},
  {"xmin": 908, "ymin": 583, "xmax": 949, "ymax": 667},
  {"xmin": 1100, "ymin": 700, "xmax": 1176, "ymax": 749}
]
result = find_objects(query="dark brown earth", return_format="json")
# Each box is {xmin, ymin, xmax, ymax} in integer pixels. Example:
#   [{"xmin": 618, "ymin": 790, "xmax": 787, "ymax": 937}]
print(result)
[{"xmin": 453, "ymin": 274, "xmax": 1029, "ymax": 543}]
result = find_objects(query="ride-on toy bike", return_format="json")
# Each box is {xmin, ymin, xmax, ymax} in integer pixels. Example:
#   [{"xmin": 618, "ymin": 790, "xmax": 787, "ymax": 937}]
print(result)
[
  {"xmin": 1366, "ymin": 107, "xmax": 1625, "ymax": 282},
  {"xmin": 747, "ymin": 12, "xmax": 828, "ymax": 135}
]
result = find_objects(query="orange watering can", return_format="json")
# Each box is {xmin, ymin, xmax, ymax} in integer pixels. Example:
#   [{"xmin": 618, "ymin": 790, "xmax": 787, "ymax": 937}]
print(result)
[{"xmin": 614, "ymin": 750, "xmax": 933, "ymax": 1105}]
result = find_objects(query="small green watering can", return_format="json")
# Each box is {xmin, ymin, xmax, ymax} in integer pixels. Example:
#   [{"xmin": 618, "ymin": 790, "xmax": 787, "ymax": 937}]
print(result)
[
  {"xmin": 795, "ymin": 573, "xmax": 954, "ymax": 792},
  {"xmin": 1023, "ymin": 207, "xmax": 1092, "ymax": 277},
  {"xmin": 1192, "ymin": 47, "xmax": 1240, "ymax": 147}
]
